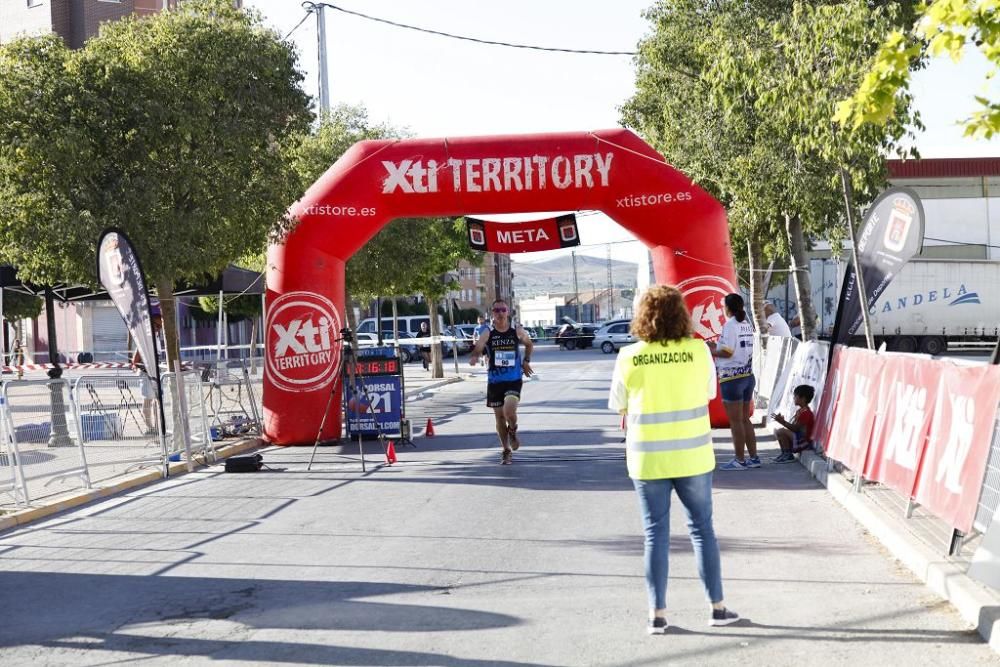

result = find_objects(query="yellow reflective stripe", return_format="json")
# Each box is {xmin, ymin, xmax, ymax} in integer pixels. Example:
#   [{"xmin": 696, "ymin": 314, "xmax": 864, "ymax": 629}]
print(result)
[
  {"xmin": 628, "ymin": 405, "xmax": 708, "ymax": 425},
  {"xmin": 627, "ymin": 432, "xmax": 712, "ymax": 453}
]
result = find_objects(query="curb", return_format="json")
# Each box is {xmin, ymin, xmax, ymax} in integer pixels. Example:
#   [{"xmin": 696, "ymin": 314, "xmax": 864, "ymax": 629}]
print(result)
[
  {"xmin": 404, "ymin": 376, "xmax": 463, "ymax": 399},
  {"xmin": 799, "ymin": 450, "xmax": 1000, "ymax": 652},
  {"xmin": 0, "ymin": 438, "xmax": 263, "ymax": 534}
]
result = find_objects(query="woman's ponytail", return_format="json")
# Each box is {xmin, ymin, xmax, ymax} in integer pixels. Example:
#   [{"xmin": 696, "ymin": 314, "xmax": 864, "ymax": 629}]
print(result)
[{"xmin": 724, "ymin": 293, "xmax": 747, "ymax": 323}]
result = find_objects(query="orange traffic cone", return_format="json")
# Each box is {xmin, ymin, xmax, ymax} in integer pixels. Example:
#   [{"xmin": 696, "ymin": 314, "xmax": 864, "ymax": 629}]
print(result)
[
  {"xmin": 425, "ymin": 418, "xmax": 436, "ymax": 437},
  {"xmin": 385, "ymin": 440, "xmax": 397, "ymax": 464}
]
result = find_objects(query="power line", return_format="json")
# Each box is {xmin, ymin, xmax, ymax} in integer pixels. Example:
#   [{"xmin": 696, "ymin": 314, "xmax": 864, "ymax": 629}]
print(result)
[
  {"xmin": 298, "ymin": 3, "xmax": 638, "ymax": 56},
  {"xmin": 283, "ymin": 11, "xmax": 312, "ymax": 40}
]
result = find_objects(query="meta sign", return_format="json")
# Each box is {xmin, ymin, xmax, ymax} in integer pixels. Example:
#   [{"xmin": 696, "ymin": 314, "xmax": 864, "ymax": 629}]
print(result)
[
  {"xmin": 344, "ymin": 346, "xmax": 403, "ymax": 439},
  {"xmin": 466, "ymin": 214, "xmax": 580, "ymax": 253}
]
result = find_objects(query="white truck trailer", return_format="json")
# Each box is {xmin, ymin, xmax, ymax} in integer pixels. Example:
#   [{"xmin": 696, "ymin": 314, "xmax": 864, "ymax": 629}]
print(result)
[{"xmin": 773, "ymin": 258, "xmax": 1000, "ymax": 355}]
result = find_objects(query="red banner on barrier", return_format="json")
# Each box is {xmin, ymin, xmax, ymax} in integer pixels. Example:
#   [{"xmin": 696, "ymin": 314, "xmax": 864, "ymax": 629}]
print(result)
[
  {"xmin": 864, "ymin": 356, "xmax": 939, "ymax": 498},
  {"xmin": 824, "ymin": 348, "xmax": 884, "ymax": 473},
  {"xmin": 812, "ymin": 345, "xmax": 846, "ymax": 452},
  {"xmin": 466, "ymin": 214, "xmax": 580, "ymax": 253},
  {"xmin": 913, "ymin": 363, "xmax": 1000, "ymax": 533}
]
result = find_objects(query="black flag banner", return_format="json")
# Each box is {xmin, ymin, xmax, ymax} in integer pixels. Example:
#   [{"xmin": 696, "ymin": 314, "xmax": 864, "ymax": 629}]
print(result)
[
  {"xmin": 830, "ymin": 187, "xmax": 925, "ymax": 346},
  {"xmin": 97, "ymin": 229, "xmax": 161, "ymax": 385}
]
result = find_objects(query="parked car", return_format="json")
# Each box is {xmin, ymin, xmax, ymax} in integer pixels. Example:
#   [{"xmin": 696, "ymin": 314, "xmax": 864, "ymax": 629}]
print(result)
[
  {"xmin": 456, "ymin": 324, "xmax": 484, "ymax": 345},
  {"xmin": 444, "ymin": 326, "xmax": 473, "ymax": 354},
  {"xmin": 381, "ymin": 330, "xmax": 419, "ymax": 364},
  {"xmin": 594, "ymin": 320, "xmax": 634, "ymax": 354},
  {"xmin": 555, "ymin": 322, "xmax": 597, "ymax": 350},
  {"xmin": 353, "ymin": 332, "xmax": 419, "ymax": 364}
]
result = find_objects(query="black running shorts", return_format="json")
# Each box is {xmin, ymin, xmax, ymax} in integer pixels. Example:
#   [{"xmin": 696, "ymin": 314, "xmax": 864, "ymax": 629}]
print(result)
[{"xmin": 486, "ymin": 380, "xmax": 523, "ymax": 408}]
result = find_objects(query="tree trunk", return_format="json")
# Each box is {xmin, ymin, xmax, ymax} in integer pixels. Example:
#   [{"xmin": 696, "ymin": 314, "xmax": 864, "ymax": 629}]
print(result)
[
  {"xmin": 784, "ymin": 214, "xmax": 817, "ymax": 341},
  {"xmin": 344, "ymin": 295, "xmax": 359, "ymax": 334},
  {"xmin": 156, "ymin": 279, "xmax": 182, "ymax": 368},
  {"xmin": 429, "ymin": 298, "xmax": 444, "ymax": 379},
  {"xmin": 747, "ymin": 238, "xmax": 768, "ymax": 333}
]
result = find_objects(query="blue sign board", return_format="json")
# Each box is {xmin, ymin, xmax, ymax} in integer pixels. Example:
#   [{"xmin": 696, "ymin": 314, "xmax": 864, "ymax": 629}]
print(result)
[{"xmin": 344, "ymin": 346, "xmax": 403, "ymax": 438}]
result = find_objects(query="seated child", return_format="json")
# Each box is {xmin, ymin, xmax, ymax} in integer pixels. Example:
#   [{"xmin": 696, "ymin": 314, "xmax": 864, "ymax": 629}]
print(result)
[{"xmin": 770, "ymin": 384, "xmax": 815, "ymax": 463}]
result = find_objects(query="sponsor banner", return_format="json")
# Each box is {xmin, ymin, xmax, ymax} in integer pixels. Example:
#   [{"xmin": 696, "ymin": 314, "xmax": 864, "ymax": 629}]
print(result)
[
  {"xmin": 96, "ymin": 229, "xmax": 160, "ymax": 387},
  {"xmin": 266, "ymin": 291, "xmax": 342, "ymax": 393},
  {"xmin": 812, "ymin": 345, "xmax": 847, "ymax": 452},
  {"xmin": 824, "ymin": 347, "xmax": 885, "ymax": 472},
  {"xmin": 863, "ymin": 356, "xmax": 939, "ymax": 497},
  {"xmin": 382, "ymin": 153, "xmax": 615, "ymax": 195},
  {"xmin": 831, "ymin": 187, "xmax": 925, "ymax": 346},
  {"xmin": 913, "ymin": 363, "xmax": 1000, "ymax": 533},
  {"xmin": 676, "ymin": 275, "xmax": 735, "ymax": 342},
  {"xmin": 768, "ymin": 340, "xmax": 829, "ymax": 421},
  {"xmin": 466, "ymin": 214, "xmax": 579, "ymax": 253},
  {"xmin": 345, "ymin": 346, "xmax": 403, "ymax": 438}
]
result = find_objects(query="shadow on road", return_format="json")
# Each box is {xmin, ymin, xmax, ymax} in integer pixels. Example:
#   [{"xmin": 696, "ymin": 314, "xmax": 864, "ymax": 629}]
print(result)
[{"xmin": 0, "ymin": 572, "xmax": 546, "ymax": 665}]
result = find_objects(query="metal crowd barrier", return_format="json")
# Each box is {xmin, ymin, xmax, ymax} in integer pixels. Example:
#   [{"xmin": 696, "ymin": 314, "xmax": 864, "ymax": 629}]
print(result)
[
  {"xmin": 196, "ymin": 359, "xmax": 262, "ymax": 439},
  {"xmin": 162, "ymin": 370, "xmax": 213, "ymax": 462},
  {"xmin": 72, "ymin": 374, "xmax": 166, "ymax": 482},
  {"xmin": 756, "ymin": 335, "xmax": 799, "ymax": 407},
  {"xmin": 1, "ymin": 378, "xmax": 92, "ymax": 505},
  {"xmin": 755, "ymin": 337, "xmax": 1000, "ymax": 561}
]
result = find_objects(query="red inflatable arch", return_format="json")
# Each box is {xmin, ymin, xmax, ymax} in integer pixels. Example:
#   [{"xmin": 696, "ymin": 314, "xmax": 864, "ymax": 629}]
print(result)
[{"xmin": 265, "ymin": 129, "xmax": 737, "ymax": 445}]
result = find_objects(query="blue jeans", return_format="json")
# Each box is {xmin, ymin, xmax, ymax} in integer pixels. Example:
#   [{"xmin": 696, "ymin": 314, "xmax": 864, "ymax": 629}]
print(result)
[{"xmin": 633, "ymin": 472, "xmax": 723, "ymax": 610}]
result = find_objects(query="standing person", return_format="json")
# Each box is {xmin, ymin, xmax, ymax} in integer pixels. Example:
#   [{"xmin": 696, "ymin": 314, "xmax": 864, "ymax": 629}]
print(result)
[
  {"xmin": 763, "ymin": 302, "xmax": 792, "ymax": 337},
  {"xmin": 416, "ymin": 320, "xmax": 432, "ymax": 371},
  {"xmin": 131, "ymin": 311, "xmax": 163, "ymax": 436},
  {"xmin": 708, "ymin": 293, "xmax": 760, "ymax": 470},
  {"xmin": 469, "ymin": 299, "xmax": 534, "ymax": 464},
  {"xmin": 608, "ymin": 285, "xmax": 739, "ymax": 634},
  {"xmin": 474, "ymin": 314, "xmax": 491, "ymax": 367}
]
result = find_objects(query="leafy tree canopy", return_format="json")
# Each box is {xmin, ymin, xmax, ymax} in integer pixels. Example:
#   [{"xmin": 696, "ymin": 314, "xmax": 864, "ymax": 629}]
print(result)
[{"xmin": 837, "ymin": 0, "xmax": 999, "ymax": 139}]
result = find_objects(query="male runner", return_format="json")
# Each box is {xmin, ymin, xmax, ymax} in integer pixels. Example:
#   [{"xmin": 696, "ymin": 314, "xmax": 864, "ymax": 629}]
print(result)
[{"xmin": 470, "ymin": 299, "xmax": 534, "ymax": 464}]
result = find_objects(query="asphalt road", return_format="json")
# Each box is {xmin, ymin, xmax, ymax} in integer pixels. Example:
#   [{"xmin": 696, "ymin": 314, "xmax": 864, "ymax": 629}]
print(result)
[{"xmin": 0, "ymin": 345, "xmax": 993, "ymax": 666}]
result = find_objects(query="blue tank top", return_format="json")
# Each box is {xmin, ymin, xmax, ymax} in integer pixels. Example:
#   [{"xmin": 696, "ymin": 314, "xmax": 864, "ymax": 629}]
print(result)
[{"xmin": 486, "ymin": 326, "xmax": 521, "ymax": 383}]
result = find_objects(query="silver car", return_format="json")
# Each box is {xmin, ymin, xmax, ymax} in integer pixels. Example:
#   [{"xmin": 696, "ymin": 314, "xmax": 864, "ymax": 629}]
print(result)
[{"xmin": 594, "ymin": 320, "xmax": 634, "ymax": 354}]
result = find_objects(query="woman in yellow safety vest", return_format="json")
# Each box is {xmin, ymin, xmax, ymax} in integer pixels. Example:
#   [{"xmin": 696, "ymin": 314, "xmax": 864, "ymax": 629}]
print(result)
[{"xmin": 609, "ymin": 285, "xmax": 739, "ymax": 635}]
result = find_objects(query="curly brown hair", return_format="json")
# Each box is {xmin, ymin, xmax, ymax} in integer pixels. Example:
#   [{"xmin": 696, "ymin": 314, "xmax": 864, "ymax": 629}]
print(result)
[{"xmin": 631, "ymin": 285, "xmax": 693, "ymax": 343}]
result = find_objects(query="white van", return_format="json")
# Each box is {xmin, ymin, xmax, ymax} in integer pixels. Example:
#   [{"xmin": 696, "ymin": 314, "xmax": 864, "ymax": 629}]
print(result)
[{"xmin": 356, "ymin": 315, "xmax": 446, "ymax": 336}]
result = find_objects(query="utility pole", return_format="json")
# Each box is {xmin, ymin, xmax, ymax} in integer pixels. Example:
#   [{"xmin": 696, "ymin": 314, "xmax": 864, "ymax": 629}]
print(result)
[
  {"xmin": 313, "ymin": 2, "xmax": 331, "ymax": 115},
  {"xmin": 606, "ymin": 244, "xmax": 614, "ymax": 319},
  {"xmin": 571, "ymin": 251, "xmax": 580, "ymax": 321}
]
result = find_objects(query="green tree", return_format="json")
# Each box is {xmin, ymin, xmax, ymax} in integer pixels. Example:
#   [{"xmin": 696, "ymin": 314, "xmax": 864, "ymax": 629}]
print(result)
[
  {"xmin": 625, "ymin": 0, "xmax": 918, "ymax": 340},
  {"xmin": 705, "ymin": 0, "xmax": 919, "ymax": 339},
  {"xmin": 0, "ymin": 0, "xmax": 311, "ymax": 366},
  {"xmin": 623, "ymin": 1, "xmax": 811, "ymax": 335},
  {"xmin": 837, "ymin": 0, "xmax": 999, "ymax": 138},
  {"xmin": 406, "ymin": 218, "xmax": 480, "ymax": 378},
  {"xmin": 1, "ymin": 291, "xmax": 43, "ymax": 323}
]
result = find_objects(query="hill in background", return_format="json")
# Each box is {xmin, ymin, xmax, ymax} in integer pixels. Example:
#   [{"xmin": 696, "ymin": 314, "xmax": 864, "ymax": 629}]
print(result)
[{"xmin": 513, "ymin": 254, "xmax": 637, "ymax": 298}]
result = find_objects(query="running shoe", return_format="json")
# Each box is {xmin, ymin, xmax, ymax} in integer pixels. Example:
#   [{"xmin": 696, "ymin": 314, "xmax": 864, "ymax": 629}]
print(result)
[
  {"xmin": 719, "ymin": 458, "xmax": 748, "ymax": 471},
  {"xmin": 647, "ymin": 616, "xmax": 668, "ymax": 635},
  {"xmin": 774, "ymin": 452, "xmax": 796, "ymax": 464},
  {"xmin": 508, "ymin": 424, "xmax": 521, "ymax": 451},
  {"xmin": 709, "ymin": 608, "xmax": 740, "ymax": 626},
  {"xmin": 746, "ymin": 456, "xmax": 762, "ymax": 468},
  {"xmin": 501, "ymin": 448, "xmax": 513, "ymax": 465}
]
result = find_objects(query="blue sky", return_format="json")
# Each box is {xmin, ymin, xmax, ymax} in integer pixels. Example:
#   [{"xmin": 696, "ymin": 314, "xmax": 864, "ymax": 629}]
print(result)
[{"xmin": 248, "ymin": 0, "xmax": 998, "ymax": 265}]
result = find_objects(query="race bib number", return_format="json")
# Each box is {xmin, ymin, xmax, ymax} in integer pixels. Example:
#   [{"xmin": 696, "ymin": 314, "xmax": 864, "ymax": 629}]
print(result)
[{"xmin": 495, "ymin": 351, "xmax": 516, "ymax": 367}]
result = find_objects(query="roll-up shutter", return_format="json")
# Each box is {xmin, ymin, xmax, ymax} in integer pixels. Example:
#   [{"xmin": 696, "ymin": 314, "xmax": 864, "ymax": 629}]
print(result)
[{"xmin": 91, "ymin": 306, "xmax": 128, "ymax": 361}]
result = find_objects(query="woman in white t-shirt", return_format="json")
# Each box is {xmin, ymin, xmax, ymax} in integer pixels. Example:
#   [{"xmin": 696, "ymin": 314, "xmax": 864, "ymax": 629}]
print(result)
[{"xmin": 707, "ymin": 294, "xmax": 759, "ymax": 470}]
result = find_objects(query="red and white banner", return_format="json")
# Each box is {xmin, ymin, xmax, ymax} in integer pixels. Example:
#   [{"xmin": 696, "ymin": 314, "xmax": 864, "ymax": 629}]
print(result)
[
  {"xmin": 864, "ymin": 356, "xmax": 939, "ymax": 498},
  {"xmin": 466, "ymin": 214, "xmax": 580, "ymax": 253},
  {"xmin": 824, "ymin": 348, "xmax": 885, "ymax": 473},
  {"xmin": 913, "ymin": 363, "xmax": 1000, "ymax": 533},
  {"xmin": 812, "ymin": 345, "xmax": 846, "ymax": 453}
]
